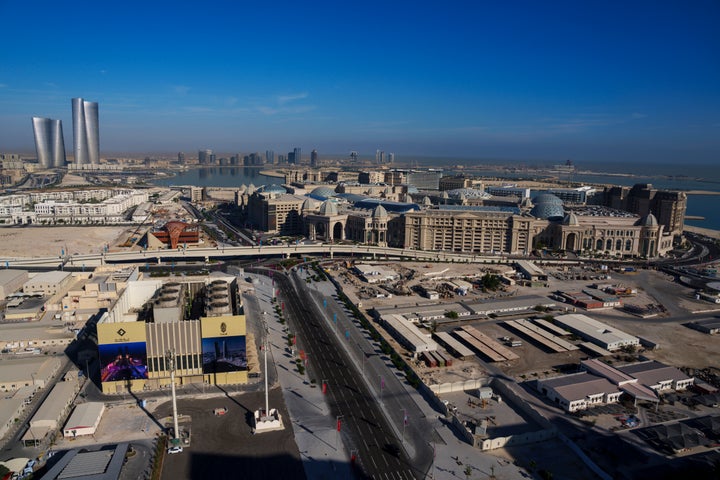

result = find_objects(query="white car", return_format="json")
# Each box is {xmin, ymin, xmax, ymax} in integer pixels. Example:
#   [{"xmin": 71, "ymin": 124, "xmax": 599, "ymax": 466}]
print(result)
[{"xmin": 167, "ymin": 446, "xmax": 183, "ymax": 454}]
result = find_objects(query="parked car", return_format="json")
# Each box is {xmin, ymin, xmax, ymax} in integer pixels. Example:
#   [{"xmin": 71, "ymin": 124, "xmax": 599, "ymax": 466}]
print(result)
[{"xmin": 167, "ymin": 446, "xmax": 183, "ymax": 454}]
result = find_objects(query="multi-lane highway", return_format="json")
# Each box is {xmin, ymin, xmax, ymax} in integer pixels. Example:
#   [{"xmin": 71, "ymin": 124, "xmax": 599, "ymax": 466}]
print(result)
[{"xmin": 267, "ymin": 268, "xmax": 422, "ymax": 479}]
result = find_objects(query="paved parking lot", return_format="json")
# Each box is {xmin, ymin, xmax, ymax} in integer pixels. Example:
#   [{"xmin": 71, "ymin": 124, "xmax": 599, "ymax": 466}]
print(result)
[{"xmin": 155, "ymin": 390, "xmax": 304, "ymax": 480}]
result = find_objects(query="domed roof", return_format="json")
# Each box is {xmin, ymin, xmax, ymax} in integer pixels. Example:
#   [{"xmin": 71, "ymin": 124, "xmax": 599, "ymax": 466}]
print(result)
[
  {"xmin": 563, "ymin": 212, "xmax": 580, "ymax": 226},
  {"xmin": 302, "ymin": 198, "xmax": 317, "ymax": 211},
  {"xmin": 372, "ymin": 204, "xmax": 388, "ymax": 219},
  {"xmin": 318, "ymin": 200, "xmax": 338, "ymax": 216},
  {"xmin": 422, "ymin": 196, "xmax": 432, "ymax": 206},
  {"xmin": 532, "ymin": 193, "xmax": 564, "ymax": 206},
  {"xmin": 259, "ymin": 184, "xmax": 287, "ymax": 194},
  {"xmin": 530, "ymin": 203, "xmax": 565, "ymax": 221},
  {"xmin": 308, "ymin": 186, "xmax": 336, "ymax": 200},
  {"xmin": 246, "ymin": 184, "xmax": 257, "ymax": 195},
  {"xmin": 441, "ymin": 191, "xmax": 449, "ymax": 199},
  {"xmin": 238, "ymin": 184, "xmax": 247, "ymax": 193},
  {"xmin": 636, "ymin": 213, "xmax": 658, "ymax": 227}
]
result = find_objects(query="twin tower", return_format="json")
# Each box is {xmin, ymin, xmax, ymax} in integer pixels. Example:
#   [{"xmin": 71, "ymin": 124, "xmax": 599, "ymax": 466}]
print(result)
[{"xmin": 32, "ymin": 98, "xmax": 99, "ymax": 168}]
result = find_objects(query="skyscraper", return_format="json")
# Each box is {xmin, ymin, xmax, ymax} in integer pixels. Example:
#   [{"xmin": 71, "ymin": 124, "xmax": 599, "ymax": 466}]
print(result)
[
  {"xmin": 32, "ymin": 117, "xmax": 66, "ymax": 168},
  {"xmin": 198, "ymin": 149, "xmax": 213, "ymax": 165},
  {"xmin": 265, "ymin": 150, "xmax": 275, "ymax": 165},
  {"xmin": 72, "ymin": 98, "xmax": 99, "ymax": 165},
  {"xmin": 177, "ymin": 152, "xmax": 185, "ymax": 164},
  {"xmin": 293, "ymin": 147, "xmax": 302, "ymax": 165},
  {"xmin": 310, "ymin": 149, "xmax": 318, "ymax": 167}
]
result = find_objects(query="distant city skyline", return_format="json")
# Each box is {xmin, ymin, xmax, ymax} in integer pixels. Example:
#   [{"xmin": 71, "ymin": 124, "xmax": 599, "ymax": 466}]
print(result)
[{"xmin": 0, "ymin": 2, "xmax": 718, "ymax": 164}]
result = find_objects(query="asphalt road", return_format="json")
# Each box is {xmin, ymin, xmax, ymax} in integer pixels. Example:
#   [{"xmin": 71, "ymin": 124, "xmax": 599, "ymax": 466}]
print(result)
[{"xmin": 269, "ymin": 269, "xmax": 419, "ymax": 479}]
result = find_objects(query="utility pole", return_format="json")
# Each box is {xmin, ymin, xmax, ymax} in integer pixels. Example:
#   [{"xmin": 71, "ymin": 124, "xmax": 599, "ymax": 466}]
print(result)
[
  {"xmin": 263, "ymin": 319, "xmax": 269, "ymax": 417},
  {"xmin": 167, "ymin": 349, "xmax": 180, "ymax": 444}
]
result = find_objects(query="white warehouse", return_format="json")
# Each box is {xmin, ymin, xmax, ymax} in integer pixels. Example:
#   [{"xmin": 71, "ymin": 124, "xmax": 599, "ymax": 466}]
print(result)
[{"xmin": 554, "ymin": 313, "xmax": 639, "ymax": 351}]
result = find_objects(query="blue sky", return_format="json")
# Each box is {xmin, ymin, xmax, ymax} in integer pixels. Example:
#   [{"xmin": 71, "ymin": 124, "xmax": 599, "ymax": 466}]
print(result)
[{"xmin": 1, "ymin": 0, "xmax": 718, "ymax": 163}]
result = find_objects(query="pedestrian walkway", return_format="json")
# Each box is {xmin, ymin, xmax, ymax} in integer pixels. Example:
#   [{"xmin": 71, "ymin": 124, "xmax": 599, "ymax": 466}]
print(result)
[{"xmin": 249, "ymin": 274, "xmax": 353, "ymax": 480}]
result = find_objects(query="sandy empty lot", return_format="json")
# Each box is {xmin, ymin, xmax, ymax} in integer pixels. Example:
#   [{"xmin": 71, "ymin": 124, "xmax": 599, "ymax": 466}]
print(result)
[{"xmin": 0, "ymin": 226, "xmax": 129, "ymax": 258}]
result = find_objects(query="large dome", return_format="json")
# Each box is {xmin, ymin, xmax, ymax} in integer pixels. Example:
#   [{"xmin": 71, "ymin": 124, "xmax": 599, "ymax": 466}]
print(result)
[
  {"xmin": 531, "ymin": 193, "xmax": 565, "ymax": 220},
  {"xmin": 532, "ymin": 193, "xmax": 564, "ymax": 206},
  {"xmin": 308, "ymin": 186, "xmax": 337, "ymax": 200},
  {"xmin": 259, "ymin": 184, "xmax": 287, "ymax": 194}
]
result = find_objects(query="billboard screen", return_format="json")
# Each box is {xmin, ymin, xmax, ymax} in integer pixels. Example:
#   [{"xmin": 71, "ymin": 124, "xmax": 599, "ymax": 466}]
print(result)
[
  {"xmin": 97, "ymin": 321, "xmax": 148, "ymax": 383},
  {"xmin": 201, "ymin": 336, "xmax": 246, "ymax": 373},
  {"xmin": 99, "ymin": 342, "xmax": 149, "ymax": 382}
]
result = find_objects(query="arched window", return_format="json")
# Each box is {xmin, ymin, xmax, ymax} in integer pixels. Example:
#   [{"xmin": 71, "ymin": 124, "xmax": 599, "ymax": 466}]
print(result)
[
  {"xmin": 616, "ymin": 239, "xmax": 622, "ymax": 250},
  {"xmin": 625, "ymin": 239, "xmax": 632, "ymax": 250},
  {"xmin": 606, "ymin": 239, "xmax": 612, "ymax": 250},
  {"xmin": 596, "ymin": 239, "xmax": 603, "ymax": 250}
]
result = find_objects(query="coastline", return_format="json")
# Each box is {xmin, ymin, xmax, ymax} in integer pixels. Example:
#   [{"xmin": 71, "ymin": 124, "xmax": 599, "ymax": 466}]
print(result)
[{"xmin": 684, "ymin": 225, "xmax": 720, "ymax": 240}]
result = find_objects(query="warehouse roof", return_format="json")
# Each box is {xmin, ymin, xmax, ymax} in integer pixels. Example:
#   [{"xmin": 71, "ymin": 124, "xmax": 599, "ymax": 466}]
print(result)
[
  {"xmin": 64, "ymin": 402, "xmax": 105, "ymax": 431},
  {"xmin": 540, "ymin": 372, "xmax": 620, "ymax": 401}
]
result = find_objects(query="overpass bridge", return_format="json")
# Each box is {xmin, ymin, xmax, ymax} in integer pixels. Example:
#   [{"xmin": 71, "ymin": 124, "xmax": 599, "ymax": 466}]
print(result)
[{"xmin": 1, "ymin": 244, "xmax": 509, "ymax": 269}]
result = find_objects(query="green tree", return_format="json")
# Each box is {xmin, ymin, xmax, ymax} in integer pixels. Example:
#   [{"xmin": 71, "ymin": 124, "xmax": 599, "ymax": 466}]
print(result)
[{"xmin": 480, "ymin": 273, "xmax": 501, "ymax": 291}]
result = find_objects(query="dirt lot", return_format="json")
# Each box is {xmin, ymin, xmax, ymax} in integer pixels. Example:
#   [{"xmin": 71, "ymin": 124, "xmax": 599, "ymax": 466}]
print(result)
[{"xmin": 0, "ymin": 226, "xmax": 129, "ymax": 257}]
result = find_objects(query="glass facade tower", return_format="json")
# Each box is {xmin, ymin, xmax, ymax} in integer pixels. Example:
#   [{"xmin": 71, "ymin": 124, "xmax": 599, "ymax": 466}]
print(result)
[
  {"xmin": 32, "ymin": 117, "xmax": 66, "ymax": 168},
  {"xmin": 72, "ymin": 98, "xmax": 99, "ymax": 164}
]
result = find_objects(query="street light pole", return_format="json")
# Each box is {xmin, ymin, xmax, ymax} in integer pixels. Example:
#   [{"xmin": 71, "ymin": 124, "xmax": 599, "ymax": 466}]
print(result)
[{"xmin": 166, "ymin": 349, "xmax": 180, "ymax": 444}]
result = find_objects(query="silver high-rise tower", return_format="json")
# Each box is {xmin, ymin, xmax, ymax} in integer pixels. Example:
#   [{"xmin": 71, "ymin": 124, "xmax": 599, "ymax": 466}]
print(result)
[
  {"xmin": 32, "ymin": 117, "xmax": 66, "ymax": 168},
  {"xmin": 72, "ymin": 98, "xmax": 99, "ymax": 164}
]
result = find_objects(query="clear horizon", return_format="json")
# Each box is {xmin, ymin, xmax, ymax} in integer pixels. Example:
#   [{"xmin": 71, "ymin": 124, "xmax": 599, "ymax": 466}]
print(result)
[{"xmin": 1, "ymin": 1, "xmax": 718, "ymax": 164}]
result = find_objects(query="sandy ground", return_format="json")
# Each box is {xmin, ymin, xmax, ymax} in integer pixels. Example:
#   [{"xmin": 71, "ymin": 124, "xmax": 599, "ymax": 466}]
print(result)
[
  {"xmin": 59, "ymin": 173, "xmax": 90, "ymax": 186},
  {"xmin": 0, "ymin": 226, "xmax": 129, "ymax": 257},
  {"xmin": 684, "ymin": 225, "xmax": 720, "ymax": 240}
]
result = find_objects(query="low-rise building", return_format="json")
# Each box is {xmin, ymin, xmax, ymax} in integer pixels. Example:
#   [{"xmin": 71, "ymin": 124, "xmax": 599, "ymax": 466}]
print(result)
[
  {"xmin": 554, "ymin": 313, "xmax": 639, "ymax": 351},
  {"xmin": 22, "ymin": 380, "xmax": 79, "ymax": 446},
  {"xmin": 380, "ymin": 313, "xmax": 438, "ymax": 358},
  {"xmin": 23, "ymin": 271, "xmax": 73, "ymax": 296},
  {"xmin": 0, "ymin": 357, "xmax": 63, "ymax": 392},
  {"xmin": 0, "ymin": 269, "xmax": 29, "ymax": 300},
  {"xmin": 353, "ymin": 263, "xmax": 399, "ymax": 284},
  {"xmin": 617, "ymin": 361, "xmax": 694, "ymax": 392},
  {"xmin": 538, "ymin": 372, "xmax": 622, "ymax": 412},
  {"xmin": 63, "ymin": 402, "xmax": 105, "ymax": 438}
]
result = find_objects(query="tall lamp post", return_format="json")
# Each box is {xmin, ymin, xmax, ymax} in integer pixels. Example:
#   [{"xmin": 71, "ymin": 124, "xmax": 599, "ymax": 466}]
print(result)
[{"xmin": 166, "ymin": 349, "xmax": 180, "ymax": 444}]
